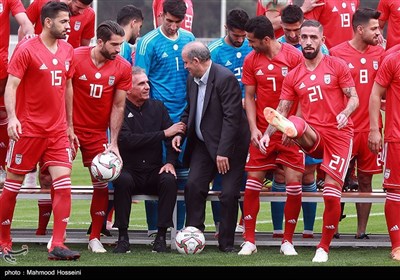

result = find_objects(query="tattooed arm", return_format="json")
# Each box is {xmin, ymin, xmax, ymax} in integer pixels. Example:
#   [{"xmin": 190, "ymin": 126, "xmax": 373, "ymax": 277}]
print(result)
[{"xmin": 337, "ymin": 86, "xmax": 359, "ymax": 130}]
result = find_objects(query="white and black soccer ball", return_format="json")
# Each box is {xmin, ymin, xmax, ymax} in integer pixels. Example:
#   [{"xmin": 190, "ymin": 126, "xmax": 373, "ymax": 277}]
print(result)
[
  {"xmin": 90, "ymin": 152, "xmax": 122, "ymax": 182},
  {"xmin": 175, "ymin": 226, "xmax": 205, "ymax": 255},
  {"xmin": 260, "ymin": 0, "xmax": 289, "ymax": 9}
]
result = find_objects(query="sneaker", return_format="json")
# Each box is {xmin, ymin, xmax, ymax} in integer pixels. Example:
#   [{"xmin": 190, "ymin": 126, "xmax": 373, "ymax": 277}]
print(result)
[
  {"xmin": 0, "ymin": 242, "xmax": 12, "ymax": 255},
  {"xmin": 238, "ymin": 241, "xmax": 257, "ymax": 255},
  {"xmin": 152, "ymin": 236, "xmax": 169, "ymax": 253},
  {"xmin": 48, "ymin": 246, "xmax": 80, "ymax": 261},
  {"xmin": 113, "ymin": 238, "xmax": 131, "ymax": 253},
  {"xmin": 355, "ymin": 233, "xmax": 369, "ymax": 239},
  {"xmin": 263, "ymin": 107, "xmax": 298, "ymax": 137},
  {"xmin": 312, "ymin": 247, "xmax": 328, "ymax": 263},
  {"xmin": 106, "ymin": 221, "xmax": 117, "ymax": 231},
  {"xmin": 280, "ymin": 241, "xmax": 298, "ymax": 256},
  {"xmin": 333, "ymin": 233, "xmax": 340, "ymax": 239},
  {"xmin": 47, "ymin": 233, "xmax": 67, "ymax": 250},
  {"xmin": 235, "ymin": 224, "xmax": 244, "ymax": 233},
  {"xmin": 88, "ymin": 238, "xmax": 107, "ymax": 253},
  {"xmin": 391, "ymin": 247, "xmax": 400, "ymax": 261},
  {"xmin": 147, "ymin": 230, "xmax": 157, "ymax": 238}
]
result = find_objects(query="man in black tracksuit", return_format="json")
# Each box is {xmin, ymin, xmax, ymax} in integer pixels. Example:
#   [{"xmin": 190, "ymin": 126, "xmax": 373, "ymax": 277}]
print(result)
[{"xmin": 112, "ymin": 67, "xmax": 186, "ymax": 253}]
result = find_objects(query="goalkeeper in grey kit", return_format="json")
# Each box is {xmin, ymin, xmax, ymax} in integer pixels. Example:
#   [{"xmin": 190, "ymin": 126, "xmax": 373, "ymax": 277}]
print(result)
[{"xmin": 112, "ymin": 67, "xmax": 185, "ymax": 253}]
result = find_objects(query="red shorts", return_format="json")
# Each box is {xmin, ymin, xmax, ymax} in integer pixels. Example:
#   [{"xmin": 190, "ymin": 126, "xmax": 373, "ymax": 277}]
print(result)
[
  {"xmin": 353, "ymin": 131, "xmax": 383, "ymax": 174},
  {"xmin": 245, "ymin": 133, "xmax": 305, "ymax": 173},
  {"xmin": 6, "ymin": 132, "xmax": 72, "ymax": 175},
  {"xmin": 75, "ymin": 129, "xmax": 108, "ymax": 167},
  {"xmin": 0, "ymin": 58, "xmax": 7, "ymax": 80},
  {"xmin": 0, "ymin": 123, "xmax": 8, "ymax": 169},
  {"xmin": 305, "ymin": 126, "xmax": 353, "ymax": 186},
  {"xmin": 383, "ymin": 142, "xmax": 400, "ymax": 190}
]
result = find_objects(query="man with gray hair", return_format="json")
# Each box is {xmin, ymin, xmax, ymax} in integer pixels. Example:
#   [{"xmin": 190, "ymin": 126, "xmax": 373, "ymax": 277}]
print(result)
[{"xmin": 172, "ymin": 41, "xmax": 250, "ymax": 252}]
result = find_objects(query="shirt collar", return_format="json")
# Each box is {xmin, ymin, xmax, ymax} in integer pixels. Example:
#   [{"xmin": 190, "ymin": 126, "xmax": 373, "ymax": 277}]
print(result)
[{"xmin": 194, "ymin": 62, "xmax": 212, "ymax": 86}]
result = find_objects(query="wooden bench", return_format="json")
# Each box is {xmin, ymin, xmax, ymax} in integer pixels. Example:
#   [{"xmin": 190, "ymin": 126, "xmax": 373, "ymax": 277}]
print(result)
[{"xmin": 0, "ymin": 186, "xmax": 388, "ymax": 249}]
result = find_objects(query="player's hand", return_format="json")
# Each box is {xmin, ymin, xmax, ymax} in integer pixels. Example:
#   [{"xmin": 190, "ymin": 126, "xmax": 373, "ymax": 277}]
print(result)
[
  {"xmin": 160, "ymin": 163, "xmax": 177, "ymax": 178},
  {"xmin": 7, "ymin": 116, "xmax": 22, "ymax": 141},
  {"xmin": 368, "ymin": 130, "xmax": 382, "ymax": 154},
  {"xmin": 164, "ymin": 122, "xmax": 186, "ymax": 138},
  {"xmin": 336, "ymin": 113, "xmax": 348, "ymax": 130},
  {"xmin": 216, "ymin": 155, "xmax": 230, "ymax": 174},
  {"xmin": 250, "ymin": 129, "xmax": 262, "ymax": 148},
  {"xmin": 105, "ymin": 143, "xmax": 122, "ymax": 163},
  {"xmin": 259, "ymin": 134, "xmax": 271, "ymax": 154},
  {"xmin": 172, "ymin": 135, "xmax": 182, "ymax": 152},
  {"xmin": 301, "ymin": 0, "xmax": 325, "ymax": 13}
]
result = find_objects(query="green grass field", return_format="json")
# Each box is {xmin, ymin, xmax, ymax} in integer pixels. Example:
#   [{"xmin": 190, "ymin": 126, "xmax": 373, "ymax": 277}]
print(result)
[{"xmin": 1, "ymin": 152, "xmax": 396, "ymax": 268}]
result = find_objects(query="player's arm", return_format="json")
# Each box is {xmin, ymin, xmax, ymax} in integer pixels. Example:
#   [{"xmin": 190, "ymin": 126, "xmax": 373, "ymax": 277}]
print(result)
[
  {"xmin": 80, "ymin": 38, "xmax": 91, "ymax": 47},
  {"xmin": 337, "ymin": 86, "xmax": 358, "ymax": 130},
  {"xmin": 4, "ymin": 75, "xmax": 22, "ymax": 140},
  {"xmin": 244, "ymin": 84, "xmax": 262, "ymax": 148},
  {"xmin": 265, "ymin": 9, "xmax": 282, "ymax": 32},
  {"xmin": 368, "ymin": 81, "xmax": 385, "ymax": 154},
  {"xmin": 15, "ymin": 12, "xmax": 35, "ymax": 41},
  {"xmin": 65, "ymin": 78, "xmax": 79, "ymax": 150},
  {"xmin": 108, "ymin": 89, "xmax": 127, "ymax": 158}
]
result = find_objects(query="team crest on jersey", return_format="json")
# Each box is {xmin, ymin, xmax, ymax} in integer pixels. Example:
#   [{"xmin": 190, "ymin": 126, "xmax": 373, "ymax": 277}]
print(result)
[
  {"xmin": 15, "ymin": 154, "xmax": 22, "ymax": 165},
  {"xmin": 373, "ymin": 61, "xmax": 379, "ymax": 70},
  {"xmin": 74, "ymin": 21, "xmax": 81, "ymax": 31},
  {"xmin": 384, "ymin": 168, "xmax": 390, "ymax": 179},
  {"xmin": 351, "ymin": 3, "xmax": 356, "ymax": 12},
  {"xmin": 324, "ymin": 74, "xmax": 331, "ymax": 84},
  {"xmin": 108, "ymin": 76, "xmax": 115, "ymax": 86},
  {"xmin": 281, "ymin": 67, "xmax": 288, "ymax": 77},
  {"xmin": 0, "ymin": 3, "xmax": 3, "ymax": 13},
  {"xmin": 65, "ymin": 61, "xmax": 70, "ymax": 71}
]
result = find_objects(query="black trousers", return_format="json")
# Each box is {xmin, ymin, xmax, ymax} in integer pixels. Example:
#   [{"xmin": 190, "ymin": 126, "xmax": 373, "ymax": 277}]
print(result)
[
  {"xmin": 185, "ymin": 140, "xmax": 248, "ymax": 249},
  {"xmin": 112, "ymin": 167, "xmax": 177, "ymax": 230}
]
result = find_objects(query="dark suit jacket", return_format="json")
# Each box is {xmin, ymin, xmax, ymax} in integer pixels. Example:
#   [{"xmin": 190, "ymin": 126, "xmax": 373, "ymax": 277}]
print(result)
[{"xmin": 181, "ymin": 62, "xmax": 250, "ymax": 166}]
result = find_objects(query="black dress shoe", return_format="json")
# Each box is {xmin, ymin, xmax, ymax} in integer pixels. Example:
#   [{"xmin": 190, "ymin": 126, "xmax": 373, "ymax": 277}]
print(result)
[{"xmin": 218, "ymin": 246, "xmax": 238, "ymax": 253}]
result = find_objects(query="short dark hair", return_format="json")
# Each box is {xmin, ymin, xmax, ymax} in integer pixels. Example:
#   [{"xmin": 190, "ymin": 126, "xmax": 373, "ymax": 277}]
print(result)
[
  {"xmin": 245, "ymin": 16, "xmax": 275, "ymax": 40},
  {"xmin": 226, "ymin": 8, "xmax": 249, "ymax": 31},
  {"xmin": 301, "ymin": 19, "xmax": 324, "ymax": 34},
  {"xmin": 41, "ymin": 1, "xmax": 70, "ymax": 26},
  {"xmin": 352, "ymin": 8, "xmax": 381, "ymax": 32},
  {"xmin": 96, "ymin": 20, "xmax": 125, "ymax": 42},
  {"xmin": 163, "ymin": 0, "xmax": 187, "ymax": 20},
  {"xmin": 281, "ymin": 5, "xmax": 304, "ymax": 24},
  {"xmin": 77, "ymin": 0, "xmax": 93, "ymax": 5},
  {"xmin": 117, "ymin": 5, "xmax": 143, "ymax": 26}
]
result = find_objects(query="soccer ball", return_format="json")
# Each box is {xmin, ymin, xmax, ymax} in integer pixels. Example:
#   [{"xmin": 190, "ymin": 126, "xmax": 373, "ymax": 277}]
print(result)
[
  {"xmin": 90, "ymin": 152, "xmax": 122, "ymax": 182},
  {"xmin": 260, "ymin": 0, "xmax": 289, "ymax": 9},
  {"xmin": 175, "ymin": 226, "xmax": 205, "ymax": 254}
]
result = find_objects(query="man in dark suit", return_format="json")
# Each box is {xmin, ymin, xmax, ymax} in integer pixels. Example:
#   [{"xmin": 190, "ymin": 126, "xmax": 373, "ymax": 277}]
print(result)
[{"xmin": 172, "ymin": 41, "xmax": 250, "ymax": 252}]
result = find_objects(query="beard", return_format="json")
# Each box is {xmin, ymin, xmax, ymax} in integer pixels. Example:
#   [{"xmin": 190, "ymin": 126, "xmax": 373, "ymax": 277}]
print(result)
[
  {"xmin": 100, "ymin": 47, "xmax": 117, "ymax": 60},
  {"xmin": 302, "ymin": 47, "xmax": 320, "ymax": 60}
]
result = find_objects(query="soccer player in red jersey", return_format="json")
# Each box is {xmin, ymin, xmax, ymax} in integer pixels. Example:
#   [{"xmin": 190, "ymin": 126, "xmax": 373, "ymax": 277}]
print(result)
[
  {"xmin": 153, "ymin": 0, "xmax": 193, "ymax": 31},
  {"xmin": 0, "ymin": 0, "xmax": 33, "ymax": 172},
  {"xmin": 260, "ymin": 20, "xmax": 359, "ymax": 262},
  {"xmin": 0, "ymin": 1, "xmax": 80, "ymax": 260},
  {"xmin": 304, "ymin": 0, "xmax": 360, "ymax": 49},
  {"xmin": 71, "ymin": 20, "xmax": 132, "ymax": 253},
  {"xmin": 330, "ymin": 8, "xmax": 384, "ymax": 240},
  {"xmin": 377, "ymin": 0, "xmax": 400, "ymax": 50},
  {"xmin": 238, "ymin": 15, "xmax": 305, "ymax": 256},
  {"xmin": 20, "ymin": 0, "xmax": 95, "ymax": 48},
  {"xmin": 369, "ymin": 49, "xmax": 400, "ymax": 262}
]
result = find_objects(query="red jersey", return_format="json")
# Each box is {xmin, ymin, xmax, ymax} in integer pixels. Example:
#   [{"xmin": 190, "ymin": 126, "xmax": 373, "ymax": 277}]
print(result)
[
  {"xmin": 71, "ymin": 47, "xmax": 132, "ymax": 131},
  {"xmin": 375, "ymin": 52, "xmax": 400, "ymax": 143},
  {"xmin": 281, "ymin": 55, "xmax": 355, "ymax": 131},
  {"xmin": 7, "ymin": 36, "xmax": 73, "ymax": 136},
  {"xmin": 0, "ymin": 0, "xmax": 26, "ymax": 69},
  {"xmin": 242, "ymin": 43, "xmax": 303, "ymax": 130},
  {"xmin": 26, "ymin": 0, "xmax": 95, "ymax": 48},
  {"xmin": 304, "ymin": 0, "xmax": 360, "ymax": 49},
  {"xmin": 330, "ymin": 42, "xmax": 384, "ymax": 132},
  {"xmin": 256, "ymin": 0, "xmax": 293, "ymax": 39},
  {"xmin": 153, "ymin": 0, "xmax": 193, "ymax": 32},
  {"xmin": 377, "ymin": 0, "xmax": 400, "ymax": 50}
]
